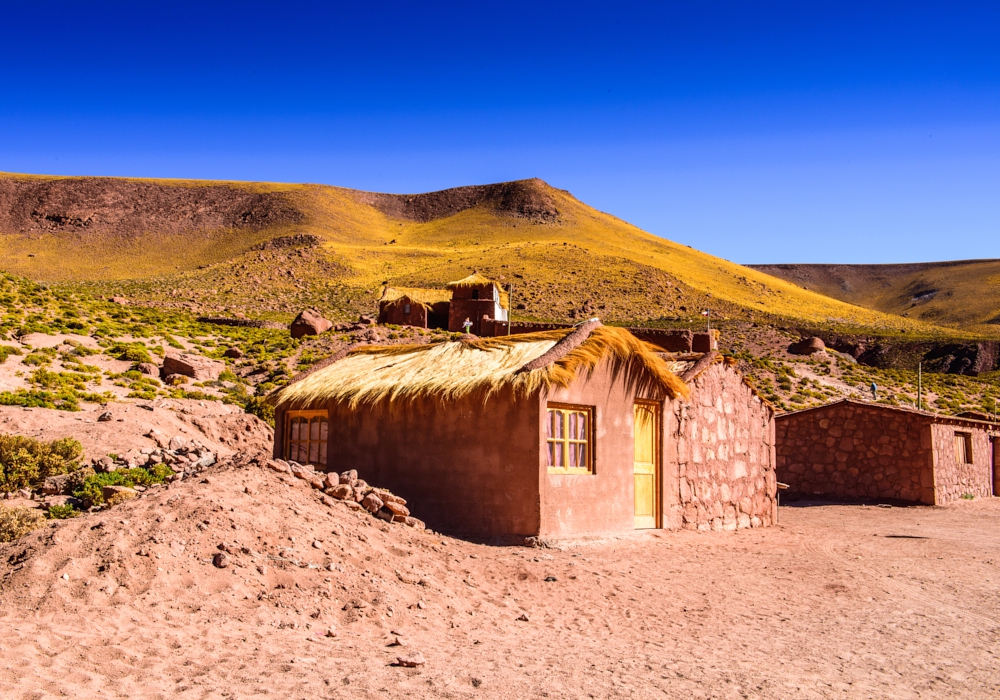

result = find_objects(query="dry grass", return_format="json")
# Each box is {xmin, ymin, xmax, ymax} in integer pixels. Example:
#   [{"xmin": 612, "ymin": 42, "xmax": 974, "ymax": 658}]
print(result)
[
  {"xmin": 379, "ymin": 286, "xmax": 452, "ymax": 308},
  {"xmin": 272, "ymin": 325, "xmax": 688, "ymax": 409}
]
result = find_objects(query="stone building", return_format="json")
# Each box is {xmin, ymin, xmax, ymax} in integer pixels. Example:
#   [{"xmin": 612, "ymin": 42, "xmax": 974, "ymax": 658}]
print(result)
[
  {"xmin": 776, "ymin": 399, "xmax": 999, "ymax": 504},
  {"xmin": 269, "ymin": 321, "xmax": 776, "ymax": 541}
]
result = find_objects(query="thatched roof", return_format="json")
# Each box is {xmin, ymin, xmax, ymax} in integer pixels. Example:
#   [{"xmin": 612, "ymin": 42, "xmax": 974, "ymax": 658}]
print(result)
[
  {"xmin": 380, "ymin": 286, "xmax": 452, "ymax": 308},
  {"xmin": 271, "ymin": 324, "xmax": 690, "ymax": 410},
  {"xmin": 446, "ymin": 272, "xmax": 510, "ymax": 310}
]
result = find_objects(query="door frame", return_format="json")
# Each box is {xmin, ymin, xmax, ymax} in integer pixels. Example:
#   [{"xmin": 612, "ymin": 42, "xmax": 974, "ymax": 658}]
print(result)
[{"xmin": 633, "ymin": 399, "xmax": 662, "ymax": 529}]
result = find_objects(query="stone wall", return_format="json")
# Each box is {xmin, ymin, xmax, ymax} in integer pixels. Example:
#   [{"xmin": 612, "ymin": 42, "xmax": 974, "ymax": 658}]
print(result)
[
  {"xmin": 776, "ymin": 402, "xmax": 934, "ymax": 503},
  {"xmin": 666, "ymin": 362, "xmax": 777, "ymax": 531},
  {"xmin": 930, "ymin": 423, "xmax": 995, "ymax": 502}
]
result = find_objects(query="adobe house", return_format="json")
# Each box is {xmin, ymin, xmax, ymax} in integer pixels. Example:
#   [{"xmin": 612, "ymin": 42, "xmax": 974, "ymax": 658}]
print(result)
[
  {"xmin": 269, "ymin": 321, "xmax": 777, "ymax": 541},
  {"xmin": 776, "ymin": 399, "xmax": 1000, "ymax": 504},
  {"xmin": 377, "ymin": 287, "xmax": 451, "ymax": 329},
  {"xmin": 376, "ymin": 272, "xmax": 509, "ymax": 334}
]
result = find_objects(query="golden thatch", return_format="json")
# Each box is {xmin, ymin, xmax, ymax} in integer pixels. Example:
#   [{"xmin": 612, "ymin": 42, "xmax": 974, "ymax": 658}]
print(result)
[
  {"xmin": 271, "ymin": 325, "xmax": 690, "ymax": 410},
  {"xmin": 380, "ymin": 286, "xmax": 452, "ymax": 309}
]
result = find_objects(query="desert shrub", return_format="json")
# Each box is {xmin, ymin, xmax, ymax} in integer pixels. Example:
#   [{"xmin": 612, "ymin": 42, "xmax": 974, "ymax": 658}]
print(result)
[
  {"xmin": 109, "ymin": 342, "xmax": 152, "ymax": 364},
  {"xmin": 22, "ymin": 352, "xmax": 53, "ymax": 367},
  {"xmin": 243, "ymin": 395, "xmax": 275, "ymax": 426},
  {"xmin": 73, "ymin": 463, "xmax": 173, "ymax": 507},
  {"xmin": 47, "ymin": 504, "xmax": 81, "ymax": 519},
  {"xmin": 0, "ymin": 345, "xmax": 21, "ymax": 364},
  {"xmin": 0, "ymin": 435, "xmax": 84, "ymax": 492},
  {"xmin": 0, "ymin": 504, "xmax": 47, "ymax": 542},
  {"xmin": 106, "ymin": 491, "xmax": 137, "ymax": 507}
]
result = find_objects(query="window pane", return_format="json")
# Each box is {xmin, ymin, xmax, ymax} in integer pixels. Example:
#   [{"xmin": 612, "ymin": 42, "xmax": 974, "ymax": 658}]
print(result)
[
  {"xmin": 546, "ymin": 441, "xmax": 556, "ymax": 467},
  {"xmin": 572, "ymin": 412, "xmax": 588, "ymax": 440},
  {"xmin": 551, "ymin": 410, "xmax": 564, "ymax": 439},
  {"xmin": 310, "ymin": 418, "xmax": 321, "ymax": 441},
  {"xmin": 569, "ymin": 442, "xmax": 583, "ymax": 468},
  {"xmin": 552, "ymin": 441, "xmax": 564, "ymax": 467},
  {"xmin": 309, "ymin": 441, "xmax": 320, "ymax": 464},
  {"xmin": 319, "ymin": 418, "xmax": 329, "ymax": 441},
  {"xmin": 290, "ymin": 418, "xmax": 302, "ymax": 440}
]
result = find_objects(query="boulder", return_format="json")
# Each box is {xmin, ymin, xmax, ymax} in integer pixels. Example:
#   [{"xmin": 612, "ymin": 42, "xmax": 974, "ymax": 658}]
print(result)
[
  {"xmin": 136, "ymin": 362, "xmax": 160, "ymax": 376},
  {"xmin": 361, "ymin": 493, "xmax": 384, "ymax": 513},
  {"xmin": 290, "ymin": 309, "xmax": 333, "ymax": 339},
  {"xmin": 161, "ymin": 352, "xmax": 224, "ymax": 381},
  {"xmin": 384, "ymin": 501, "xmax": 410, "ymax": 518},
  {"xmin": 97, "ymin": 411, "xmax": 113, "ymax": 422},
  {"xmin": 223, "ymin": 346, "xmax": 244, "ymax": 359},
  {"xmin": 789, "ymin": 336, "xmax": 827, "ymax": 355},
  {"xmin": 41, "ymin": 473, "xmax": 74, "ymax": 495},
  {"xmin": 327, "ymin": 484, "xmax": 354, "ymax": 500},
  {"xmin": 339, "ymin": 470, "xmax": 358, "ymax": 484},
  {"xmin": 168, "ymin": 435, "xmax": 187, "ymax": 451},
  {"xmin": 164, "ymin": 374, "xmax": 188, "ymax": 385},
  {"xmin": 102, "ymin": 485, "xmax": 137, "ymax": 501}
]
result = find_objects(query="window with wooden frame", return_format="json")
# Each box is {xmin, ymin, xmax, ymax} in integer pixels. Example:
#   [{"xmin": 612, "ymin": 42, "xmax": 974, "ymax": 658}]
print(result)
[
  {"xmin": 546, "ymin": 404, "xmax": 594, "ymax": 474},
  {"xmin": 954, "ymin": 431, "xmax": 973, "ymax": 464},
  {"xmin": 285, "ymin": 410, "xmax": 329, "ymax": 467}
]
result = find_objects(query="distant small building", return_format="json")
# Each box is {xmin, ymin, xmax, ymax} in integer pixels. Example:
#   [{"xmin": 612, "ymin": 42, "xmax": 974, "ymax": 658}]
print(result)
[
  {"xmin": 270, "ymin": 322, "xmax": 776, "ymax": 541},
  {"xmin": 776, "ymin": 399, "xmax": 999, "ymax": 504},
  {"xmin": 376, "ymin": 272, "xmax": 509, "ymax": 334}
]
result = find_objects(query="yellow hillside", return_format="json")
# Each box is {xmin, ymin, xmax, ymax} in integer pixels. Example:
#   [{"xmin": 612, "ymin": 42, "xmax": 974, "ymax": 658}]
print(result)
[{"xmin": 0, "ymin": 172, "xmax": 968, "ymax": 336}]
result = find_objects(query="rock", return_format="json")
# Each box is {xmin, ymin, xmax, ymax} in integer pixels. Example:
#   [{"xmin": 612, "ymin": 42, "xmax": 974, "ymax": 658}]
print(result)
[
  {"xmin": 384, "ymin": 501, "xmax": 410, "ymax": 518},
  {"xmin": 164, "ymin": 373, "xmax": 188, "ymax": 385},
  {"xmin": 361, "ymin": 493, "xmax": 384, "ymax": 513},
  {"xmin": 97, "ymin": 411, "xmax": 113, "ymax": 422},
  {"xmin": 381, "ymin": 492, "xmax": 407, "ymax": 506},
  {"xmin": 40, "ymin": 473, "xmax": 74, "ymax": 495},
  {"xmin": 395, "ymin": 652, "xmax": 425, "ymax": 668},
  {"xmin": 223, "ymin": 346, "xmax": 243, "ymax": 359},
  {"xmin": 102, "ymin": 485, "xmax": 137, "ymax": 501},
  {"xmin": 136, "ymin": 362, "xmax": 159, "ymax": 376},
  {"xmin": 168, "ymin": 436, "xmax": 187, "ymax": 451},
  {"xmin": 339, "ymin": 469, "xmax": 358, "ymax": 483},
  {"xmin": 789, "ymin": 336, "xmax": 827, "ymax": 355},
  {"xmin": 358, "ymin": 314, "xmax": 376, "ymax": 326},
  {"xmin": 311, "ymin": 540, "xmax": 323, "ymax": 549},
  {"xmin": 94, "ymin": 456, "xmax": 116, "ymax": 473},
  {"xmin": 162, "ymin": 352, "xmax": 224, "ymax": 381},
  {"xmin": 146, "ymin": 429, "xmax": 168, "ymax": 448},
  {"xmin": 516, "ymin": 613, "xmax": 530, "ymax": 622},
  {"xmin": 267, "ymin": 460, "xmax": 290, "ymax": 473},
  {"xmin": 309, "ymin": 477, "xmax": 325, "ymax": 490},
  {"xmin": 322, "ymin": 473, "xmax": 339, "ymax": 489},
  {"xmin": 403, "ymin": 517, "xmax": 425, "ymax": 530},
  {"xmin": 328, "ymin": 484, "xmax": 354, "ymax": 500},
  {"xmin": 375, "ymin": 507, "xmax": 394, "ymax": 522},
  {"xmin": 343, "ymin": 500, "xmax": 364, "ymax": 512},
  {"xmin": 213, "ymin": 552, "xmax": 229, "ymax": 569},
  {"xmin": 290, "ymin": 309, "xmax": 333, "ymax": 339},
  {"xmin": 109, "ymin": 296, "xmax": 128, "ymax": 304},
  {"xmin": 290, "ymin": 464, "xmax": 313, "ymax": 480},
  {"xmin": 319, "ymin": 494, "xmax": 337, "ymax": 507}
]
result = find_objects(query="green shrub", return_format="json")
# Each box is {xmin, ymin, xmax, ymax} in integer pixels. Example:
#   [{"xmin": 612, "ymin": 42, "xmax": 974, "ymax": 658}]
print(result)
[
  {"xmin": 73, "ymin": 463, "xmax": 174, "ymax": 507},
  {"xmin": 0, "ymin": 345, "xmax": 21, "ymax": 364},
  {"xmin": 109, "ymin": 342, "xmax": 152, "ymax": 364},
  {"xmin": 0, "ymin": 504, "xmax": 47, "ymax": 542},
  {"xmin": 47, "ymin": 504, "xmax": 81, "ymax": 519},
  {"xmin": 0, "ymin": 435, "xmax": 84, "ymax": 491},
  {"xmin": 244, "ymin": 395, "xmax": 275, "ymax": 426}
]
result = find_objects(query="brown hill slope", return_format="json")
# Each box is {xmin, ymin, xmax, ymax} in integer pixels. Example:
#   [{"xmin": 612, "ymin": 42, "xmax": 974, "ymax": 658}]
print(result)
[
  {"xmin": 750, "ymin": 260, "xmax": 1000, "ymax": 332},
  {"xmin": 0, "ymin": 172, "xmax": 967, "ymax": 337}
]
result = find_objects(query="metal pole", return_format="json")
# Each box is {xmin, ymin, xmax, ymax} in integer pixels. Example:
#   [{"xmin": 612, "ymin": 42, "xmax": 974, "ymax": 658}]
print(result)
[
  {"xmin": 918, "ymin": 362, "xmax": 922, "ymax": 411},
  {"xmin": 507, "ymin": 283, "xmax": 513, "ymax": 336}
]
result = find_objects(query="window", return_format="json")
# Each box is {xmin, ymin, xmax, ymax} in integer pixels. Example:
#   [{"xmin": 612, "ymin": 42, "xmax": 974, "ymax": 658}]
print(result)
[
  {"xmin": 546, "ymin": 404, "xmax": 593, "ymax": 474},
  {"xmin": 954, "ymin": 432, "xmax": 973, "ymax": 464},
  {"xmin": 471, "ymin": 289, "xmax": 480, "ymax": 299},
  {"xmin": 285, "ymin": 410, "xmax": 329, "ymax": 466},
  {"xmin": 403, "ymin": 304, "xmax": 411, "ymax": 314}
]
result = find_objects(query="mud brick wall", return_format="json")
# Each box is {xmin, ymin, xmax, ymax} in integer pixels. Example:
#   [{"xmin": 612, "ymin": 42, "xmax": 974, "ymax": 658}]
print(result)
[
  {"xmin": 666, "ymin": 363, "xmax": 777, "ymax": 531},
  {"xmin": 929, "ymin": 424, "xmax": 995, "ymax": 502},
  {"xmin": 776, "ymin": 403, "xmax": 934, "ymax": 503}
]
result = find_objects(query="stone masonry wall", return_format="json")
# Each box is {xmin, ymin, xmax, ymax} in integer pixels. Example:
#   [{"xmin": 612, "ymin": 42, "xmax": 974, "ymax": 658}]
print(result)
[
  {"xmin": 929, "ymin": 423, "xmax": 994, "ymax": 503},
  {"xmin": 666, "ymin": 363, "xmax": 777, "ymax": 531},
  {"xmin": 776, "ymin": 403, "xmax": 934, "ymax": 503}
]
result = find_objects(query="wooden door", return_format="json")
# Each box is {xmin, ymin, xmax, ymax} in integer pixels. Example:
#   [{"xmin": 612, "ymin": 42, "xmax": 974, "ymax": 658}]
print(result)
[{"xmin": 633, "ymin": 401, "xmax": 659, "ymax": 529}]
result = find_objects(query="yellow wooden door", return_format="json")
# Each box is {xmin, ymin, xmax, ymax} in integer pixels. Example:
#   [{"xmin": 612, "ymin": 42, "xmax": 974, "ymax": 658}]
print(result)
[{"xmin": 633, "ymin": 401, "xmax": 659, "ymax": 529}]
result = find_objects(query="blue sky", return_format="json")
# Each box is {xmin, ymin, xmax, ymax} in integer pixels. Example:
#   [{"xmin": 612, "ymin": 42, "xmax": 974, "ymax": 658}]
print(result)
[{"xmin": 1, "ymin": 1, "xmax": 997, "ymax": 264}]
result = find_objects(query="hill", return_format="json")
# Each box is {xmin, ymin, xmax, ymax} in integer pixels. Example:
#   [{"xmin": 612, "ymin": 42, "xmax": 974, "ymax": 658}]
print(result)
[
  {"xmin": 0, "ymin": 172, "xmax": 967, "ymax": 338},
  {"xmin": 749, "ymin": 260, "xmax": 1000, "ymax": 333}
]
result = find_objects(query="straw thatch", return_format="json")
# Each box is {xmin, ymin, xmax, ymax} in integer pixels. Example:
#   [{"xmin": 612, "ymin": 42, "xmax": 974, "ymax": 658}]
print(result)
[
  {"xmin": 379, "ymin": 286, "xmax": 452, "ymax": 308},
  {"xmin": 271, "ymin": 325, "xmax": 689, "ymax": 410}
]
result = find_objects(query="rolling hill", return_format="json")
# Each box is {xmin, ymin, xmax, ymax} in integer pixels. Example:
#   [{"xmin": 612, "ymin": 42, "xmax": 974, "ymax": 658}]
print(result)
[
  {"xmin": 749, "ymin": 260, "xmax": 1000, "ymax": 333},
  {"xmin": 0, "ymin": 171, "xmax": 974, "ymax": 338}
]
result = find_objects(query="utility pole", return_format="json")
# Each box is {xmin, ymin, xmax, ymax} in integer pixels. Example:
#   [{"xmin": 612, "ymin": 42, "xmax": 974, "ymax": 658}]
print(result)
[
  {"xmin": 917, "ymin": 362, "xmax": 922, "ymax": 411},
  {"xmin": 507, "ymin": 282, "xmax": 513, "ymax": 336}
]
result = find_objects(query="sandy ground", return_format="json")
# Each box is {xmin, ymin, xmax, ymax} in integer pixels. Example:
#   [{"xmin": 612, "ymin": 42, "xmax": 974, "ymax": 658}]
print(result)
[{"xmin": 2, "ymin": 458, "xmax": 998, "ymax": 699}]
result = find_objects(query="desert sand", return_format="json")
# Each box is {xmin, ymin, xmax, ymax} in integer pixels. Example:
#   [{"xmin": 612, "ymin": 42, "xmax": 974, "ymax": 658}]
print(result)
[{"xmin": 2, "ymin": 451, "xmax": 998, "ymax": 699}]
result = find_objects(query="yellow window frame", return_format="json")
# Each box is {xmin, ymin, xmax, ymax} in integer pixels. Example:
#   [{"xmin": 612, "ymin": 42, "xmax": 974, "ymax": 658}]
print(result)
[
  {"xmin": 546, "ymin": 403, "xmax": 594, "ymax": 475},
  {"xmin": 284, "ymin": 409, "xmax": 329, "ymax": 466}
]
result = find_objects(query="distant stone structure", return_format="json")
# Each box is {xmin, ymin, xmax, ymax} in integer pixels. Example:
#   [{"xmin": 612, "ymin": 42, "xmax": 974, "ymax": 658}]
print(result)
[{"xmin": 776, "ymin": 399, "xmax": 999, "ymax": 504}]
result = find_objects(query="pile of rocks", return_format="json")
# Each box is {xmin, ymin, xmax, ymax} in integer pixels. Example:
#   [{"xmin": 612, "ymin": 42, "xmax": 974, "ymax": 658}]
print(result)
[{"xmin": 266, "ymin": 459, "xmax": 424, "ymax": 530}]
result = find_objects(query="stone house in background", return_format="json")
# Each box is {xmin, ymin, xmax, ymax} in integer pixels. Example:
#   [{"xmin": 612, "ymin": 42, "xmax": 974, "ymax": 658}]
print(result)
[
  {"xmin": 377, "ymin": 272, "xmax": 509, "ymax": 334},
  {"xmin": 269, "ymin": 321, "xmax": 776, "ymax": 542},
  {"xmin": 776, "ymin": 399, "xmax": 999, "ymax": 504}
]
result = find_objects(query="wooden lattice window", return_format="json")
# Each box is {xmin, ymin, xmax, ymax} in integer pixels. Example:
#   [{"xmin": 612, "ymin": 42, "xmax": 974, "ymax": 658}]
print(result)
[
  {"xmin": 546, "ymin": 404, "xmax": 594, "ymax": 474},
  {"xmin": 954, "ymin": 432, "xmax": 973, "ymax": 464},
  {"xmin": 285, "ymin": 410, "xmax": 329, "ymax": 467}
]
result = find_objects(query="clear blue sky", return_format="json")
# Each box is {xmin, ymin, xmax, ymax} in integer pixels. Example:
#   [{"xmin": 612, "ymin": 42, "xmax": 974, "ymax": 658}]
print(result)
[{"xmin": 2, "ymin": 1, "xmax": 997, "ymax": 264}]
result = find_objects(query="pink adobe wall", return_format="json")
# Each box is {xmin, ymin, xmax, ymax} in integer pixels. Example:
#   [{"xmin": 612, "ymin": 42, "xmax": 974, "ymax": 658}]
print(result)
[
  {"xmin": 776, "ymin": 402, "xmax": 934, "ymax": 503},
  {"xmin": 666, "ymin": 363, "xmax": 777, "ymax": 531},
  {"xmin": 930, "ymin": 423, "xmax": 995, "ymax": 502},
  {"xmin": 537, "ymin": 360, "xmax": 643, "ymax": 540}
]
